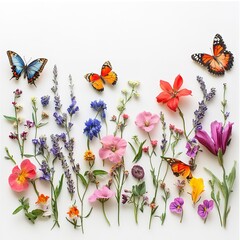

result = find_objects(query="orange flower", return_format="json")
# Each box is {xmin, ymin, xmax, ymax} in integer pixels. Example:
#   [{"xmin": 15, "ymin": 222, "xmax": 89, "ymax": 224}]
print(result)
[
  {"xmin": 84, "ymin": 150, "xmax": 95, "ymax": 161},
  {"xmin": 36, "ymin": 194, "xmax": 49, "ymax": 205},
  {"xmin": 189, "ymin": 177, "xmax": 204, "ymax": 204},
  {"xmin": 67, "ymin": 205, "xmax": 80, "ymax": 219},
  {"xmin": 156, "ymin": 75, "xmax": 192, "ymax": 112}
]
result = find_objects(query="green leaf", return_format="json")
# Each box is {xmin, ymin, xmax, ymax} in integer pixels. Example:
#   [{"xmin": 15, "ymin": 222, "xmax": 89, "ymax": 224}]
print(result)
[
  {"xmin": 132, "ymin": 140, "xmax": 146, "ymax": 163},
  {"xmin": 137, "ymin": 181, "xmax": 146, "ymax": 196},
  {"xmin": 25, "ymin": 212, "xmax": 37, "ymax": 223},
  {"xmin": 128, "ymin": 142, "xmax": 137, "ymax": 155},
  {"xmin": 92, "ymin": 170, "xmax": 108, "ymax": 176},
  {"xmin": 31, "ymin": 209, "xmax": 44, "ymax": 217},
  {"xmin": 12, "ymin": 206, "xmax": 23, "ymax": 215},
  {"xmin": 216, "ymin": 191, "xmax": 221, "ymax": 205},
  {"xmin": 37, "ymin": 122, "xmax": 48, "ymax": 128},
  {"xmin": 55, "ymin": 174, "xmax": 64, "ymax": 199},
  {"xmin": 23, "ymin": 154, "xmax": 35, "ymax": 158},
  {"xmin": 227, "ymin": 161, "xmax": 236, "ymax": 192},
  {"xmin": 77, "ymin": 173, "xmax": 87, "ymax": 187},
  {"xmin": 3, "ymin": 115, "xmax": 17, "ymax": 122},
  {"xmin": 150, "ymin": 169, "xmax": 157, "ymax": 187},
  {"xmin": 132, "ymin": 185, "xmax": 139, "ymax": 196}
]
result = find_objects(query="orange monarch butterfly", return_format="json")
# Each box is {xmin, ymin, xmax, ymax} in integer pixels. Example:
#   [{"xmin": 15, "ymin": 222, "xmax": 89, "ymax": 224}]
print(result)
[
  {"xmin": 191, "ymin": 34, "xmax": 234, "ymax": 76},
  {"xmin": 163, "ymin": 157, "xmax": 193, "ymax": 180},
  {"xmin": 84, "ymin": 61, "xmax": 118, "ymax": 91}
]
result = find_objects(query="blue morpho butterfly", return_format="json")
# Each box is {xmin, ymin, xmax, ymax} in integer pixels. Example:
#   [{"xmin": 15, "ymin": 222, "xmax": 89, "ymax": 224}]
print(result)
[{"xmin": 7, "ymin": 50, "xmax": 48, "ymax": 85}]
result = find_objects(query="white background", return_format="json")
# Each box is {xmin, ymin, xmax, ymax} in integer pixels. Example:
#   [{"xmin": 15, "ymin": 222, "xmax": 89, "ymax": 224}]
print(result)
[{"xmin": 0, "ymin": 1, "xmax": 239, "ymax": 240}]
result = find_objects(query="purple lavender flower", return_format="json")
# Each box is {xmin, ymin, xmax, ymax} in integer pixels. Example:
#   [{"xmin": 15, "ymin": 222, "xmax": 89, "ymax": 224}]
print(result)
[
  {"xmin": 39, "ymin": 160, "xmax": 51, "ymax": 181},
  {"xmin": 32, "ymin": 138, "xmax": 39, "ymax": 145},
  {"xmin": 186, "ymin": 139, "xmax": 200, "ymax": 158},
  {"xmin": 192, "ymin": 100, "xmax": 207, "ymax": 131},
  {"xmin": 83, "ymin": 118, "xmax": 101, "ymax": 140},
  {"xmin": 67, "ymin": 97, "xmax": 79, "ymax": 116},
  {"xmin": 198, "ymin": 200, "xmax": 214, "ymax": 221},
  {"xmin": 90, "ymin": 100, "xmax": 107, "ymax": 119},
  {"xmin": 41, "ymin": 95, "xmax": 50, "ymax": 107},
  {"xmin": 53, "ymin": 112, "xmax": 65, "ymax": 126},
  {"xmin": 195, "ymin": 121, "xmax": 233, "ymax": 156},
  {"xmin": 169, "ymin": 197, "xmax": 184, "ymax": 214}
]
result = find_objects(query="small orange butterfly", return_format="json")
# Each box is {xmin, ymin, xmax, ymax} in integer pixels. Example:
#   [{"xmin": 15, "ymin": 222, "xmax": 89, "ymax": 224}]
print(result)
[
  {"xmin": 163, "ymin": 157, "xmax": 193, "ymax": 180},
  {"xmin": 191, "ymin": 34, "xmax": 234, "ymax": 76},
  {"xmin": 84, "ymin": 61, "xmax": 118, "ymax": 91}
]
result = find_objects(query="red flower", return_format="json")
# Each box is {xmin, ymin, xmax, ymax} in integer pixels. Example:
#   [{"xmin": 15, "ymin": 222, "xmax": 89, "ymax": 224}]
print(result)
[{"xmin": 156, "ymin": 75, "xmax": 192, "ymax": 112}]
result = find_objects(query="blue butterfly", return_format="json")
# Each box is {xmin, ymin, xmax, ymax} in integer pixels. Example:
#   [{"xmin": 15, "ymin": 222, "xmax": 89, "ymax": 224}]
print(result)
[{"xmin": 7, "ymin": 50, "xmax": 48, "ymax": 85}]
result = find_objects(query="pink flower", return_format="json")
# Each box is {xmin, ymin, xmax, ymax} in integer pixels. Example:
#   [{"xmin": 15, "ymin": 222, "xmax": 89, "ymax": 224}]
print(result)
[
  {"xmin": 135, "ymin": 111, "xmax": 160, "ymax": 132},
  {"xmin": 88, "ymin": 186, "xmax": 115, "ymax": 203},
  {"xmin": 8, "ymin": 159, "xmax": 36, "ymax": 192},
  {"xmin": 99, "ymin": 135, "xmax": 127, "ymax": 163}
]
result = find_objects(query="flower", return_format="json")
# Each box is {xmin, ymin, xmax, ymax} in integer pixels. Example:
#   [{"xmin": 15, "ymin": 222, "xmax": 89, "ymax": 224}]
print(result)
[
  {"xmin": 198, "ymin": 200, "xmax": 214, "ymax": 221},
  {"xmin": 8, "ymin": 159, "xmax": 36, "ymax": 192},
  {"xmin": 67, "ymin": 97, "xmax": 79, "ymax": 116},
  {"xmin": 67, "ymin": 205, "xmax": 80, "ymax": 219},
  {"xmin": 35, "ymin": 194, "xmax": 50, "ymax": 215},
  {"xmin": 88, "ymin": 186, "xmax": 115, "ymax": 203},
  {"xmin": 189, "ymin": 177, "xmax": 204, "ymax": 204},
  {"xmin": 84, "ymin": 150, "xmax": 95, "ymax": 161},
  {"xmin": 36, "ymin": 194, "xmax": 49, "ymax": 205},
  {"xmin": 99, "ymin": 135, "xmax": 127, "ymax": 163},
  {"xmin": 169, "ymin": 197, "xmax": 184, "ymax": 214},
  {"xmin": 175, "ymin": 180, "xmax": 186, "ymax": 196},
  {"xmin": 131, "ymin": 165, "xmax": 145, "ymax": 180},
  {"xmin": 195, "ymin": 121, "xmax": 233, "ymax": 156},
  {"xmin": 186, "ymin": 139, "xmax": 199, "ymax": 158},
  {"xmin": 135, "ymin": 111, "xmax": 160, "ymax": 132},
  {"xmin": 83, "ymin": 118, "xmax": 101, "ymax": 140},
  {"xmin": 39, "ymin": 160, "xmax": 51, "ymax": 181},
  {"xmin": 41, "ymin": 95, "xmax": 50, "ymax": 107},
  {"xmin": 156, "ymin": 74, "xmax": 192, "ymax": 112},
  {"xmin": 90, "ymin": 100, "xmax": 107, "ymax": 119}
]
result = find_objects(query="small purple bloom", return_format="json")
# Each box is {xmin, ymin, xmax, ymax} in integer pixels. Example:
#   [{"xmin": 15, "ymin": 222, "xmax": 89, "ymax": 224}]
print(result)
[
  {"xmin": 53, "ymin": 112, "xmax": 65, "ymax": 126},
  {"xmin": 41, "ymin": 95, "xmax": 50, "ymax": 107},
  {"xmin": 195, "ymin": 121, "xmax": 233, "ymax": 156},
  {"xmin": 24, "ymin": 120, "xmax": 34, "ymax": 128},
  {"xmin": 186, "ymin": 139, "xmax": 199, "ymax": 158},
  {"xmin": 67, "ymin": 97, "xmax": 79, "ymax": 116},
  {"xmin": 198, "ymin": 200, "xmax": 214, "ymax": 220},
  {"xmin": 131, "ymin": 165, "xmax": 145, "ymax": 180},
  {"xmin": 39, "ymin": 161, "xmax": 51, "ymax": 181},
  {"xmin": 32, "ymin": 138, "xmax": 39, "ymax": 145},
  {"xmin": 90, "ymin": 100, "xmax": 107, "ymax": 119},
  {"xmin": 169, "ymin": 197, "xmax": 184, "ymax": 214}
]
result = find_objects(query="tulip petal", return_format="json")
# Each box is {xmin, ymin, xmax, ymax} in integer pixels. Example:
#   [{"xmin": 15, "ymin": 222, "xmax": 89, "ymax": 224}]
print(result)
[{"xmin": 210, "ymin": 121, "xmax": 223, "ymax": 154}]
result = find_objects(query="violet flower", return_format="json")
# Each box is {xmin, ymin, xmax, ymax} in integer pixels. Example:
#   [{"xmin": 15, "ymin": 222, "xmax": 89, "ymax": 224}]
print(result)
[
  {"xmin": 198, "ymin": 200, "xmax": 214, "ymax": 223},
  {"xmin": 195, "ymin": 121, "xmax": 233, "ymax": 157},
  {"xmin": 169, "ymin": 197, "xmax": 184, "ymax": 223}
]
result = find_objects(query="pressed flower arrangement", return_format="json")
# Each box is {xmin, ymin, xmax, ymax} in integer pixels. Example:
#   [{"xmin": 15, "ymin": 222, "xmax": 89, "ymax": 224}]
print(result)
[{"xmin": 3, "ymin": 60, "xmax": 237, "ymax": 234}]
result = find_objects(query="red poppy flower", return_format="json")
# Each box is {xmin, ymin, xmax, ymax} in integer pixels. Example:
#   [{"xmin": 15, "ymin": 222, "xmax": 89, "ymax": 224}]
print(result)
[{"xmin": 156, "ymin": 75, "xmax": 192, "ymax": 112}]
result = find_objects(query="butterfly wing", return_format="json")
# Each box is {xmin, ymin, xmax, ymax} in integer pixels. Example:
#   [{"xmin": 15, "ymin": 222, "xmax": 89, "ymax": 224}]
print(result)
[
  {"xmin": 100, "ymin": 61, "xmax": 118, "ymax": 85},
  {"xmin": 26, "ymin": 58, "xmax": 48, "ymax": 85},
  {"xmin": 85, "ymin": 73, "xmax": 104, "ymax": 91},
  {"xmin": 7, "ymin": 50, "xmax": 25, "ymax": 80},
  {"xmin": 213, "ymin": 34, "xmax": 234, "ymax": 71},
  {"xmin": 164, "ymin": 157, "xmax": 192, "ymax": 179}
]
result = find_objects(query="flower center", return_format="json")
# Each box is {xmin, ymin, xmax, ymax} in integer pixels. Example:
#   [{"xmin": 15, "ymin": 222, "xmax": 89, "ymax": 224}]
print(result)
[
  {"xmin": 111, "ymin": 145, "xmax": 117, "ymax": 152},
  {"xmin": 144, "ymin": 121, "xmax": 150, "ymax": 127},
  {"xmin": 17, "ymin": 170, "xmax": 28, "ymax": 184}
]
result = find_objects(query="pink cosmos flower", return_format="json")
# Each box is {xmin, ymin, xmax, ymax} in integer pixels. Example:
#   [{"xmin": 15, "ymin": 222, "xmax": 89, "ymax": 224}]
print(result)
[
  {"xmin": 99, "ymin": 135, "xmax": 127, "ymax": 163},
  {"xmin": 135, "ymin": 111, "xmax": 160, "ymax": 132},
  {"xmin": 8, "ymin": 159, "xmax": 36, "ymax": 192},
  {"xmin": 88, "ymin": 186, "xmax": 115, "ymax": 203}
]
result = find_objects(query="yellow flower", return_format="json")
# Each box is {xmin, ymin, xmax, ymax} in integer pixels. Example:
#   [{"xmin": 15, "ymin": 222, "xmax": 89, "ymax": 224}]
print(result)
[
  {"xmin": 189, "ymin": 177, "xmax": 204, "ymax": 204},
  {"xmin": 84, "ymin": 150, "xmax": 95, "ymax": 161}
]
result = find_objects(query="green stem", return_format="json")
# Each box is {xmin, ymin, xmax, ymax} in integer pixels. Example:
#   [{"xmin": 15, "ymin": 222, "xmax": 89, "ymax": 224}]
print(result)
[
  {"xmin": 101, "ymin": 201, "xmax": 110, "ymax": 226},
  {"xmin": 178, "ymin": 107, "xmax": 189, "ymax": 142},
  {"xmin": 222, "ymin": 164, "xmax": 229, "ymax": 228}
]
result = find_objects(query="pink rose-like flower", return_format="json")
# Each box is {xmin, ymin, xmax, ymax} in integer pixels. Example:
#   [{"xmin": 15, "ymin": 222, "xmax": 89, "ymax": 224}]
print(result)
[
  {"xmin": 99, "ymin": 135, "xmax": 127, "ymax": 163},
  {"xmin": 135, "ymin": 111, "xmax": 160, "ymax": 132},
  {"xmin": 8, "ymin": 159, "xmax": 36, "ymax": 192},
  {"xmin": 88, "ymin": 186, "xmax": 115, "ymax": 203}
]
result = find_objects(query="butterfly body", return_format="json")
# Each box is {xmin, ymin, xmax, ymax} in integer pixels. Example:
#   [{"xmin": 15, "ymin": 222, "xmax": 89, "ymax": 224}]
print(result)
[
  {"xmin": 191, "ymin": 34, "xmax": 234, "ymax": 76},
  {"xmin": 163, "ymin": 157, "xmax": 193, "ymax": 180},
  {"xmin": 85, "ymin": 61, "xmax": 118, "ymax": 91},
  {"xmin": 7, "ymin": 50, "xmax": 48, "ymax": 85}
]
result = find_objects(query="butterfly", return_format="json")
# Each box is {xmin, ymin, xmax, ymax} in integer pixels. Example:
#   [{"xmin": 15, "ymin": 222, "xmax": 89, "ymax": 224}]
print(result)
[
  {"xmin": 191, "ymin": 34, "xmax": 234, "ymax": 76},
  {"xmin": 163, "ymin": 157, "xmax": 193, "ymax": 180},
  {"xmin": 7, "ymin": 50, "xmax": 48, "ymax": 85},
  {"xmin": 84, "ymin": 61, "xmax": 118, "ymax": 91}
]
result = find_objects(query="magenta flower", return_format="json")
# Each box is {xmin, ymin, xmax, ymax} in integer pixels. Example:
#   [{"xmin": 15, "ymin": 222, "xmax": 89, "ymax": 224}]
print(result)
[
  {"xmin": 186, "ymin": 139, "xmax": 199, "ymax": 158},
  {"xmin": 198, "ymin": 200, "xmax": 214, "ymax": 222},
  {"xmin": 195, "ymin": 121, "xmax": 233, "ymax": 156},
  {"xmin": 88, "ymin": 185, "xmax": 115, "ymax": 203},
  {"xmin": 99, "ymin": 135, "xmax": 127, "ymax": 163},
  {"xmin": 135, "ymin": 111, "xmax": 160, "ymax": 132},
  {"xmin": 169, "ymin": 197, "xmax": 184, "ymax": 223}
]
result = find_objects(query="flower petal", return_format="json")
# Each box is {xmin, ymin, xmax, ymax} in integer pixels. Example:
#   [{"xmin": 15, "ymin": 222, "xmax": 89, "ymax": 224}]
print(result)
[
  {"xmin": 167, "ymin": 97, "xmax": 179, "ymax": 112},
  {"xmin": 173, "ymin": 74, "xmax": 183, "ymax": 91},
  {"xmin": 195, "ymin": 130, "xmax": 217, "ymax": 155},
  {"xmin": 210, "ymin": 121, "xmax": 223, "ymax": 154},
  {"xmin": 222, "ymin": 122, "xmax": 233, "ymax": 154},
  {"xmin": 177, "ymin": 88, "xmax": 192, "ymax": 97},
  {"xmin": 160, "ymin": 80, "xmax": 173, "ymax": 92},
  {"xmin": 156, "ymin": 92, "xmax": 172, "ymax": 103},
  {"xmin": 8, "ymin": 174, "xmax": 29, "ymax": 192},
  {"xmin": 20, "ymin": 159, "xmax": 36, "ymax": 179}
]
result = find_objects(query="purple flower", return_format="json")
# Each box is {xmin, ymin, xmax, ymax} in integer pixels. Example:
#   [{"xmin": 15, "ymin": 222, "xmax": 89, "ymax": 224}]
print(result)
[
  {"xmin": 67, "ymin": 97, "xmax": 79, "ymax": 116},
  {"xmin": 198, "ymin": 200, "xmax": 214, "ymax": 221},
  {"xmin": 83, "ymin": 118, "xmax": 101, "ymax": 140},
  {"xmin": 131, "ymin": 165, "xmax": 145, "ymax": 180},
  {"xmin": 186, "ymin": 139, "xmax": 199, "ymax": 158},
  {"xmin": 41, "ymin": 95, "xmax": 50, "ymax": 107},
  {"xmin": 39, "ymin": 161, "xmax": 51, "ymax": 181},
  {"xmin": 195, "ymin": 121, "xmax": 233, "ymax": 156},
  {"xmin": 53, "ymin": 112, "xmax": 65, "ymax": 126},
  {"xmin": 90, "ymin": 100, "xmax": 107, "ymax": 119},
  {"xmin": 169, "ymin": 197, "xmax": 184, "ymax": 214}
]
